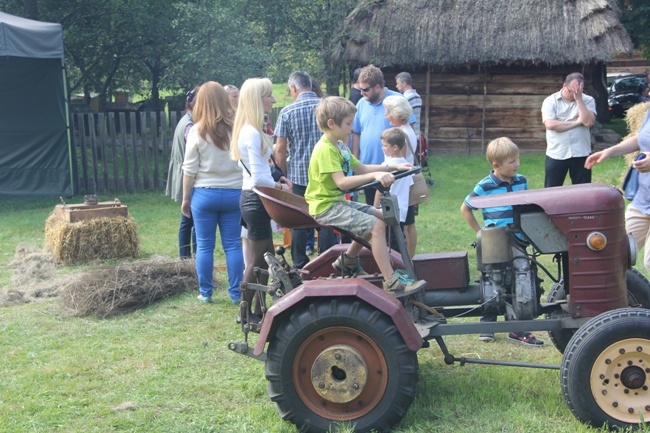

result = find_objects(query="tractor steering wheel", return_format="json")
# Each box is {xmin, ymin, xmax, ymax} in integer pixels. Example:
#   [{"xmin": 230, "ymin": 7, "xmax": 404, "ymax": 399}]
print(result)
[{"xmin": 345, "ymin": 166, "xmax": 422, "ymax": 194}]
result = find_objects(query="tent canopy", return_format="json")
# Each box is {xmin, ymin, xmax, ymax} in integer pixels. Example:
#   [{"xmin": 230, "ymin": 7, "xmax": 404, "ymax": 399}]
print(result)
[
  {"xmin": 0, "ymin": 12, "xmax": 72, "ymax": 196},
  {"xmin": 0, "ymin": 11, "xmax": 63, "ymax": 58}
]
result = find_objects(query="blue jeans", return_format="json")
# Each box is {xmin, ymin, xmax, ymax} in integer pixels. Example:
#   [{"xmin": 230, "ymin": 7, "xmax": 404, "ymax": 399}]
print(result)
[
  {"xmin": 191, "ymin": 188, "xmax": 244, "ymax": 301},
  {"xmin": 179, "ymin": 213, "xmax": 196, "ymax": 259}
]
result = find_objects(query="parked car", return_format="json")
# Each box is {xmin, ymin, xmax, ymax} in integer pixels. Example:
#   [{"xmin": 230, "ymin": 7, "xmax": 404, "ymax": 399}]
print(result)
[{"xmin": 608, "ymin": 73, "xmax": 648, "ymax": 118}]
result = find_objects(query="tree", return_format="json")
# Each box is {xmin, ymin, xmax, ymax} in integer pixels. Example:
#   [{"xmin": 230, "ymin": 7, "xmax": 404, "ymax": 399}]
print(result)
[
  {"xmin": 254, "ymin": 0, "xmax": 358, "ymax": 95},
  {"xmin": 618, "ymin": 0, "xmax": 650, "ymax": 58}
]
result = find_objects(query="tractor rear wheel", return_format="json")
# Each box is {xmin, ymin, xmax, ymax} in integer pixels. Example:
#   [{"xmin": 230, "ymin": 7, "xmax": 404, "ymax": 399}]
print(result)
[
  {"xmin": 561, "ymin": 308, "xmax": 650, "ymax": 428},
  {"xmin": 264, "ymin": 298, "xmax": 418, "ymax": 433}
]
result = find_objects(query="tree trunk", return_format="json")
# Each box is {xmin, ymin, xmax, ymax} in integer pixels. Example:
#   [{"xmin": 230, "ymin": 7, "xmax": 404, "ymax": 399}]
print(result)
[
  {"xmin": 593, "ymin": 62, "xmax": 610, "ymax": 124},
  {"xmin": 24, "ymin": 0, "xmax": 38, "ymax": 19}
]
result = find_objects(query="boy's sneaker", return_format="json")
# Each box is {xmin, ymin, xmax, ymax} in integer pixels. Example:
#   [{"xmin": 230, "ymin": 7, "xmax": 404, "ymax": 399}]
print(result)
[
  {"xmin": 478, "ymin": 333, "xmax": 495, "ymax": 342},
  {"xmin": 306, "ymin": 246, "xmax": 314, "ymax": 256},
  {"xmin": 382, "ymin": 270, "xmax": 426, "ymax": 298},
  {"xmin": 332, "ymin": 254, "xmax": 367, "ymax": 276},
  {"xmin": 507, "ymin": 332, "xmax": 544, "ymax": 347}
]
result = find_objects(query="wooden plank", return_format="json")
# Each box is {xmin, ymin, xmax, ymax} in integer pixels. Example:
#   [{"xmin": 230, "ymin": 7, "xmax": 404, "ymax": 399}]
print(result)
[
  {"xmin": 55, "ymin": 202, "xmax": 129, "ymax": 223},
  {"xmin": 98, "ymin": 113, "xmax": 109, "ymax": 192},
  {"xmin": 431, "ymin": 94, "xmax": 546, "ymax": 107},
  {"xmin": 89, "ymin": 114, "xmax": 100, "ymax": 194},
  {"xmin": 428, "ymin": 138, "xmax": 546, "ymax": 155},
  {"xmin": 161, "ymin": 111, "xmax": 170, "ymax": 187},
  {"xmin": 108, "ymin": 112, "xmax": 119, "ymax": 192},
  {"xmin": 131, "ymin": 112, "xmax": 140, "ymax": 192},
  {"xmin": 119, "ymin": 112, "xmax": 130, "ymax": 193},
  {"xmin": 428, "ymin": 83, "xmax": 558, "ymax": 96},
  {"xmin": 152, "ymin": 112, "xmax": 159, "ymax": 191},
  {"xmin": 140, "ymin": 111, "xmax": 149, "ymax": 190},
  {"xmin": 431, "ymin": 127, "xmax": 545, "ymax": 140},
  {"xmin": 76, "ymin": 113, "xmax": 90, "ymax": 194},
  {"xmin": 69, "ymin": 115, "xmax": 80, "ymax": 196}
]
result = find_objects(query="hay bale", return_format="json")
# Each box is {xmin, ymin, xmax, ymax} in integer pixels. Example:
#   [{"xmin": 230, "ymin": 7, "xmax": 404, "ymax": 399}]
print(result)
[
  {"xmin": 44, "ymin": 213, "xmax": 139, "ymax": 264},
  {"xmin": 60, "ymin": 256, "xmax": 197, "ymax": 317},
  {"xmin": 625, "ymin": 102, "xmax": 650, "ymax": 139}
]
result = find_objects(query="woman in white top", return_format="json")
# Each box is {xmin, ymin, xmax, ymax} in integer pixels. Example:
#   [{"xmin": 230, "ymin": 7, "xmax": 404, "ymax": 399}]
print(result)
[
  {"xmin": 231, "ymin": 78, "xmax": 291, "ymax": 323},
  {"xmin": 182, "ymin": 82, "xmax": 244, "ymax": 304},
  {"xmin": 384, "ymin": 95, "xmax": 419, "ymax": 258}
]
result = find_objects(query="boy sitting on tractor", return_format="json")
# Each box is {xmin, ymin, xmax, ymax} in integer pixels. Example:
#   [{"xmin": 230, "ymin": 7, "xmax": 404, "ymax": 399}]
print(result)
[{"xmin": 304, "ymin": 96, "xmax": 425, "ymax": 297}]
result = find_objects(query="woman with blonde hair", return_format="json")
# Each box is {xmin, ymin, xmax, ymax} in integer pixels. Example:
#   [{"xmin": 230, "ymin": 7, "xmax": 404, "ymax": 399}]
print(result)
[
  {"xmin": 231, "ymin": 77, "xmax": 292, "ymax": 323},
  {"xmin": 182, "ymin": 81, "xmax": 244, "ymax": 304}
]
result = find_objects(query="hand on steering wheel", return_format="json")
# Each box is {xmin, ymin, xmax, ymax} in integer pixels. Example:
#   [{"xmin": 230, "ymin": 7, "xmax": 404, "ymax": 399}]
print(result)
[{"xmin": 345, "ymin": 166, "xmax": 422, "ymax": 194}]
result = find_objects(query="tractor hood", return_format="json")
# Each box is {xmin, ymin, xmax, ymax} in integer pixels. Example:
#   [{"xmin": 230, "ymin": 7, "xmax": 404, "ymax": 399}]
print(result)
[{"xmin": 468, "ymin": 183, "xmax": 624, "ymax": 216}]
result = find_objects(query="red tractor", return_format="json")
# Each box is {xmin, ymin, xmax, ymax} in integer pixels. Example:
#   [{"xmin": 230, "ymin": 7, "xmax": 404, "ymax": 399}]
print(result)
[{"xmin": 228, "ymin": 172, "xmax": 650, "ymax": 433}]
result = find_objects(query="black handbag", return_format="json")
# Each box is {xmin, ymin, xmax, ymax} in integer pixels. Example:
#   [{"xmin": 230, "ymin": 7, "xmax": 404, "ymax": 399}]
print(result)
[{"xmin": 270, "ymin": 154, "xmax": 285, "ymax": 182}]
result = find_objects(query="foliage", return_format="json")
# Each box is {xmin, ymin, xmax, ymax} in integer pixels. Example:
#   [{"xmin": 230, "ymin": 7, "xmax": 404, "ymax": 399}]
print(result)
[
  {"xmin": 0, "ymin": 0, "xmax": 272, "ymax": 108},
  {"xmin": 0, "ymin": 0, "xmax": 361, "ymax": 103},
  {"xmin": 258, "ymin": 0, "xmax": 358, "ymax": 94},
  {"xmin": 617, "ymin": 0, "xmax": 650, "ymax": 58}
]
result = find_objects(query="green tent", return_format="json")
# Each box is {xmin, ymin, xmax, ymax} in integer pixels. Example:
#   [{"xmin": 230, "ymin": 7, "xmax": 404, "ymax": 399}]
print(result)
[{"xmin": 0, "ymin": 11, "xmax": 72, "ymax": 196}]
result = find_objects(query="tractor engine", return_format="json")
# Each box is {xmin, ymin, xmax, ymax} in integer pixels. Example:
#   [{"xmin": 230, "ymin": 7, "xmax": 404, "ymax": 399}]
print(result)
[{"xmin": 476, "ymin": 227, "xmax": 539, "ymax": 320}]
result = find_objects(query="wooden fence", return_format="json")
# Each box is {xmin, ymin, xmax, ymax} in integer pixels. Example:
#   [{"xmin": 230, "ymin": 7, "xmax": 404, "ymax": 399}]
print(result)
[{"xmin": 70, "ymin": 108, "xmax": 281, "ymax": 195}]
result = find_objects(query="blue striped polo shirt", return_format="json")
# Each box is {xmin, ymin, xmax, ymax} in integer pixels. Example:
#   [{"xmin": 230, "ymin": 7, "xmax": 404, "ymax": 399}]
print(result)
[{"xmin": 463, "ymin": 171, "xmax": 527, "ymax": 227}]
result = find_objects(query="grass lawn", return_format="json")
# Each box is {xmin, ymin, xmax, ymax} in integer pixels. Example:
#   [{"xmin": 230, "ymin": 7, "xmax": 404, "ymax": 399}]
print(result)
[{"xmin": 0, "ymin": 153, "xmax": 647, "ymax": 433}]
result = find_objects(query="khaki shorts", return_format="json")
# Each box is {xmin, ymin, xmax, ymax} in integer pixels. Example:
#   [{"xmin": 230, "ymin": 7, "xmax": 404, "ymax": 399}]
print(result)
[{"xmin": 314, "ymin": 201, "xmax": 377, "ymax": 240}]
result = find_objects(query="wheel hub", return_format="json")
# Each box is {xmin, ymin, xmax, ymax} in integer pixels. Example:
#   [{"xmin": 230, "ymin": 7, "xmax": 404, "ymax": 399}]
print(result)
[
  {"xmin": 311, "ymin": 344, "xmax": 368, "ymax": 403},
  {"xmin": 591, "ymin": 338, "xmax": 650, "ymax": 423}
]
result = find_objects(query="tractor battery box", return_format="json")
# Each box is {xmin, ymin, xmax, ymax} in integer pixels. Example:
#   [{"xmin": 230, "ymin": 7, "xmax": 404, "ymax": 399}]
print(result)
[{"xmin": 412, "ymin": 251, "xmax": 469, "ymax": 290}]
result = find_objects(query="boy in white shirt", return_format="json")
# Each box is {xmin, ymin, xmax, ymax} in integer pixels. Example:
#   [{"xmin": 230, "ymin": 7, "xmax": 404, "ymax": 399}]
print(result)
[{"xmin": 374, "ymin": 128, "xmax": 413, "ymax": 227}]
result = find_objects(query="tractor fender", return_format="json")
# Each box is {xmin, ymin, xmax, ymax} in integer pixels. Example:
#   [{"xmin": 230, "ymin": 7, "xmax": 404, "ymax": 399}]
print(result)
[{"xmin": 253, "ymin": 278, "xmax": 423, "ymax": 356}]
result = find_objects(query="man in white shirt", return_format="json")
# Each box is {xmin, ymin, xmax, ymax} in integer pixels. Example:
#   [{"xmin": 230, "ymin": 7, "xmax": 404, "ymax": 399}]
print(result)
[{"xmin": 541, "ymin": 72, "xmax": 596, "ymax": 187}]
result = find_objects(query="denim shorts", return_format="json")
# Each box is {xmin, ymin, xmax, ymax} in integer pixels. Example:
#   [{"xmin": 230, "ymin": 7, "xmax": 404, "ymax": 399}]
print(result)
[
  {"xmin": 240, "ymin": 189, "xmax": 271, "ymax": 240},
  {"xmin": 314, "ymin": 201, "xmax": 377, "ymax": 240}
]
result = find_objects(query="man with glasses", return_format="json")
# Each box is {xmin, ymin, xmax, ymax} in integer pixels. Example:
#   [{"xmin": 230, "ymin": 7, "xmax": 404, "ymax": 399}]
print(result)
[
  {"xmin": 352, "ymin": 65, "xmax": 416, "ymax": 205},
  {"xmin": 274, "ymin": 71, "xmax": 336, "ymax": 268}
]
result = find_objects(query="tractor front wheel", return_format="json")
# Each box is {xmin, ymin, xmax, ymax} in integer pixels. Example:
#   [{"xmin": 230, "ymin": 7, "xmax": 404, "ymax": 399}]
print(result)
[
  {"xmin": 265, "ymin": 298, "xmax": 418, "ymax": 433},
  {"xmin": 561, "ymin": 308, "xmax": 650, "ymax": 428}
]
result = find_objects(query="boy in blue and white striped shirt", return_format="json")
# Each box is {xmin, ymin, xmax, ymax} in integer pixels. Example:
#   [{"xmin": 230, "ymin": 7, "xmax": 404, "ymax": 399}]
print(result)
[{"xmin": 460, "ymin": 137, "xmax": 544, "ymax": 347}]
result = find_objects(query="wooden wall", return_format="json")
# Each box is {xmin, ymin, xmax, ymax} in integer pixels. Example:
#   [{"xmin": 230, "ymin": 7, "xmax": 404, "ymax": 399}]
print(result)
[{"xmin": 384, "ymin": 65, "xmax": 598, "ymax": 156}]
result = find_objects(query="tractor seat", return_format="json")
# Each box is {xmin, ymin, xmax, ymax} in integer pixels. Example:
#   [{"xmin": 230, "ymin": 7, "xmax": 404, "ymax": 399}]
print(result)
[{"xmin": 252, "ymin": 186, "xmax": 370, "ymax": 249}]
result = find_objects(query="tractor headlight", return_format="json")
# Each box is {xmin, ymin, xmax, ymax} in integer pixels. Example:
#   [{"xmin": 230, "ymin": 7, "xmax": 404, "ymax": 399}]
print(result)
[{"xmin": 586, "ymin": 232, "xmax": 607, "ymax": 251}]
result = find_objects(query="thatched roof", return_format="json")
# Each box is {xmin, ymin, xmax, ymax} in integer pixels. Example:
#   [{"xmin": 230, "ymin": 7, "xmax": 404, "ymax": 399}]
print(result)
[{"xmin": 333, "ymin": 0, "xmax": 633, "ymax": 68}]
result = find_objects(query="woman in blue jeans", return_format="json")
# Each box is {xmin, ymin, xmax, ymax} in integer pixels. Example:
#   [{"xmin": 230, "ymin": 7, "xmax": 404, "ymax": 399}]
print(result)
[{"xmin": 181, "ymin": 82, "xmax": 244, "ymax": 303}]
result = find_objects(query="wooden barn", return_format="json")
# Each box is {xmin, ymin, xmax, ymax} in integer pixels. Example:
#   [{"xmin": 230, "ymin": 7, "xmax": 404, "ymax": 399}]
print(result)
[{"xmin": 333, "ymin": 0, "xmax": 634, "ymax": 155}]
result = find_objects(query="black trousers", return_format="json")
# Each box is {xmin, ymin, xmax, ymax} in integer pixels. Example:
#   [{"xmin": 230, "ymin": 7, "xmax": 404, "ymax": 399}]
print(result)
[{"xmin": 544, "ymin": 155, "xmax": 591, "ymax": 188}]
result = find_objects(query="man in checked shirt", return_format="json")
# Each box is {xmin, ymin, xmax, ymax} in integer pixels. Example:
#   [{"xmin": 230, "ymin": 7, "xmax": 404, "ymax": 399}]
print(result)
[{"xmin": 274, "ymin": 71, "xmax": 337, "ymax": 268}]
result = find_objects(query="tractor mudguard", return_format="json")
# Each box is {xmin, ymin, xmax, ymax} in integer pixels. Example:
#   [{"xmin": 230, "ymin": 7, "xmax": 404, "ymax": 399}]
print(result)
[{"xmin": 254, "ymin": 278, "xmax": 423, "ymax": 356}]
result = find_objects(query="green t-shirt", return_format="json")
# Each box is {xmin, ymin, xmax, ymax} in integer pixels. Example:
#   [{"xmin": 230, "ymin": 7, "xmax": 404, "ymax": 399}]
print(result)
[{"xmin": 305, "ymin": 136, "xmax": 359, "ymax": 215}]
